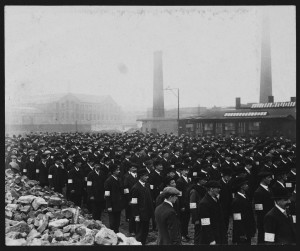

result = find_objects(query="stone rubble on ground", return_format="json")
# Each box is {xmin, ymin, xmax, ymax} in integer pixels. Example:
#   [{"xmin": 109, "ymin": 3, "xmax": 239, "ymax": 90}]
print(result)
[{"xmin": 5, "ymin": 169, "xmax": 141, "ymax": 246}]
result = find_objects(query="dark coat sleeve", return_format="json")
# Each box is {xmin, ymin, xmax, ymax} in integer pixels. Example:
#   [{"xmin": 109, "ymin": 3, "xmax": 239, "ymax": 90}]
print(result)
[{"xmin": 166, "ymin": 209, "xmax": 182, "ymax": 245}]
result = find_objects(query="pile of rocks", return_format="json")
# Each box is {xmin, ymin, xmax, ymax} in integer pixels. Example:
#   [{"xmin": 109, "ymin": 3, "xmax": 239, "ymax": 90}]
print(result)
[{"xmin": 5, "ymin": 169, "xmax": 141, "ymax": 246}]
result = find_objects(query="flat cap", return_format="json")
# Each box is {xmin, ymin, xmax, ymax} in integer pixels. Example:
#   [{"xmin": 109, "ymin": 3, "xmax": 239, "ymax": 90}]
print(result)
[{"xmin": 162, "ymin": 186, "xmax": 181, "ymax": 197}]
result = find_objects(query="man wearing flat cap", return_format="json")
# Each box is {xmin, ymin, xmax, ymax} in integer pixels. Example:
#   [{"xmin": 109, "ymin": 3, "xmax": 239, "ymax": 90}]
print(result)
[
  {"xmin": 198, "ymin": 180, "xmax": 227, "ymax": 245},
  {"xmin": 231, "ymin": 177, "xmax": 256, "ymax": 244},
  {"xmin": 130, "ymin": 168, "xmax": 154, "ymax": 245},
  {"xmin": 155, "ymin": 187, "xmax": 182, "ymax": 245},
  {"xmin": 252, "ymin": 169, "xmax": 274, "ymax": 244},
  {"xmin": 264, "ymin": 187, "xmax": 296, "ymax": 244}
]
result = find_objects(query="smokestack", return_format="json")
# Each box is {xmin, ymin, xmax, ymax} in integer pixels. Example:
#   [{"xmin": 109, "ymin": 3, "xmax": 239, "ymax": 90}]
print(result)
[
  {"xmin": 153, "ymin": 51, "xmax": 165, "ymax": 118},
  {"xmin": 268, "ymin": 96, "xmax": 274, "ymax": 103},
  {"xmin": 236, "ymin": 97, "xmax": 241, "ymax": 109},
  {"xmin": 259, "ymin": 10, "xmax": 273, "ymax": 103},
  {"xmin": 291, "ymin": 97, "xmax": 296, "ymax": 102}
]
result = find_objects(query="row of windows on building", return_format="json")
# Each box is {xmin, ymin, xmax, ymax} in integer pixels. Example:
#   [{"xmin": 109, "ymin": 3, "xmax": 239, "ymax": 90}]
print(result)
[
  {"xmin": 184, "ymin": 121, "xmax": 261, "ymax": 136},
  {"xmin": 56, "ymin": 102, "xmax": 120, "ymax": 112},
  {"xmin": 56, "ymin": 112, "xmax": 121, "ymax": 121}
]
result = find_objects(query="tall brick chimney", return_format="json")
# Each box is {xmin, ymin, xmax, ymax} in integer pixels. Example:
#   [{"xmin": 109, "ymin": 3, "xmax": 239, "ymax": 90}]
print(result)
[
  {"xmin": 153, "ymin": 51, "xmax": 165, "ymax": 117},
  {"xmin": 268, "ymin": 96, "xmax": 274, "ymax": 103},
  {"xmin": 259, "ymin": 10, "xmax": 273, "ymax": 103},
  {"xmin": 236, "ymin": 97, "xmax": 241, "ymax": 109}
]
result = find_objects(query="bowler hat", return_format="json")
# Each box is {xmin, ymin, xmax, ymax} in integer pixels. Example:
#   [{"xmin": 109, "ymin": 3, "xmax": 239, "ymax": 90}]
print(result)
[
  {"xmin": 221, "ymin": 167, "xmax": 233, "ymax": 176},
  {"xmin": 272, "ymin": 187, "xmax": 290, "ymax": 200},
  {"xmin": 274, "ymin": 165, "xmax": 289, "ymax": 177},
  {"xmin": 258, "ymin": 170, "xmax": 273, "ymax": 179},
  {"xmin": 137, "ymin": 168, "xmax": 149, "ymax": 177},
  {"xmin": 194, "ymin": 171, "xmax": 208, "ymax": 181},
  {"xmin": 110, "ymin": 164, "xmax": 119, "ymax": 173},
  {"xmin": 232, "ymin": 177, "xmax": 248, "ymax": 192},
  {"xmin": 205, "ymin": 180, "xmax": 221, "ymax": 189}
]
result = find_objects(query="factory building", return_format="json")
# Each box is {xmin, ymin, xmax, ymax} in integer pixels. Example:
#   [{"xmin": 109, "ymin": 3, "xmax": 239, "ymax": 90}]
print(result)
[{"xmin": 5, "ymin": 93, "xmax": 123, "ymax": 134}]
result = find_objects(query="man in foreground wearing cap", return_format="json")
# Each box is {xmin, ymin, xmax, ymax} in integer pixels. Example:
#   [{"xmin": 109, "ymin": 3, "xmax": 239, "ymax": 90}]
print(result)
[
  {"xmin": 231, "ymin": 177, "xmax": 256, "ymax": 244},
  {"xmin": 264, "ymin": 187, "xmax": 296, "ymax": 244},
  {"xmin": 130, "ymin": 168, "xmax": 154, "ymax": 245},
  {"xmin": 252, "ymin": 170, "xmax": 274, "ymax": 244},
  {"xmin": 198, "ymin": 180, "xmax": 227, "ymax": 245},
  {"xmin": 155, "ymin": 187, "xmax": 182, "ymax": 245}
]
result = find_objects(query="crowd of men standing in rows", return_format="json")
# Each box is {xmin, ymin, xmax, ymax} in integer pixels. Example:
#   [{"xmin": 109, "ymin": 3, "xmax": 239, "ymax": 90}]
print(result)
[{"xmin": 5, "ymin": 131, "xmax": 296, "ymax": 245}]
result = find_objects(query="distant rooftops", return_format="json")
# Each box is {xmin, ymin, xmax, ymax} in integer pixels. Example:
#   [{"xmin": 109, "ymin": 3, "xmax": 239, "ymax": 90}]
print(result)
[{"xmin": 18, "ymin": 93, "xmax": 115, "ymax": 105}]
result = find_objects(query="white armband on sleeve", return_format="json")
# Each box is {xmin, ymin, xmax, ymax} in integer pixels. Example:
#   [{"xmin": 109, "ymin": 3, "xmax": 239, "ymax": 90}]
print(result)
[
  {"xmin": 124, "ymin": 188, "xmax": 129, "ymax": 194},
  {"xmin": 68, "ymin": 179, "xmax": 73, "ymax": 184},
  {"xmin": 23, "ymin": 169, "xmax": 27, "ymax": 172},
  {"xmin": 48, "ymin": 174, "xmax": 52, "ymax": 179},
  {"xmin": 193, "ymin": 172, "xmax": 197, "ymax": 176},
  {"xmin": 105, "ymin": 191, "xmax": 110, "ymax": 196},
  {"xmin": 87, "ymin": 181, "xmax": 92, "ymax": 186},
  {"xmin": 190, "ymin": 203, "xmax": 197, "ymax": 209},
  {"xmin": 36, "ymin": 169, "xmax": 40, "ymax": 173},
  {"xmin": 201, "ymin": 218, "xmax": 210, "ymax": 225},
  {"xmin": 292, "ymin": 215, "xmax": 296, "ymax": 223},
  {"xmin": 150, "ymin": 185, "xmax": 154, "ymax": 190},
  {"xmin": 264, "ymin": 232, "xmax": 275, "ymax": 242},
  {"xmin": 233, "ymin": 213, "xmax": 241, "ymax": 220},
  {"xmin": 255, "ymin": 204, "xmax": 263, "ymax": 210},
  {"xmin": 285, "ymin": 183, "xmax": 292, "ymax": 188},
  {"xmin": 131, "ymin": 198, "xmax": 138, "ymax": 204}
]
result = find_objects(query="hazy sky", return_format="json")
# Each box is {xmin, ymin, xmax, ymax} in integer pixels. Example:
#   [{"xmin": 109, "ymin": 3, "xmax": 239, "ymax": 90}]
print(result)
[{"xmin": 5, "ymin": 6, "xmax": 296, "ymax": 111}]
